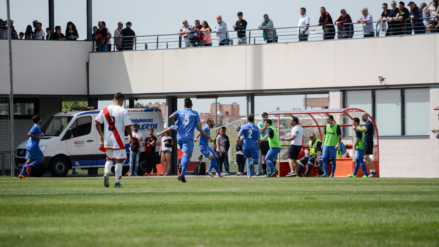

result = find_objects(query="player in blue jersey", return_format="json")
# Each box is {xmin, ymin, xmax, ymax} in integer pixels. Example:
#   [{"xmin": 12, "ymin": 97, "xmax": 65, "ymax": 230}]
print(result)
[
  {"xmin": 194, "ymin": 118, "xmax": 222, "ymax": 177},
  {"xmin": 19, "ymin": 114, "xmax": 45, "ymax": 179},
  {"xmin": 237, "ymin": 114, "xmax": 261, "ymax": 178},
  {"xmin": 156, "ymin": 98, "xmax": 214, "ymax": 183}
]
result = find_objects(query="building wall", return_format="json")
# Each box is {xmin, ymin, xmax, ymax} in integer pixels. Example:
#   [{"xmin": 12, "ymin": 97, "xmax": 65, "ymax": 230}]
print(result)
[
  {"xmin": 0, "ymin": 40, "xmax": 92, "ymax": 96},
  {"xmin": 89, "ymin": 34, "xmax": 438, "ymax": 96}
]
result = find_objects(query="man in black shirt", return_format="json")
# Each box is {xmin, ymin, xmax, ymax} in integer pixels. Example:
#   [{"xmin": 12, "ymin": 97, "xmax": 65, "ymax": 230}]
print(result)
[
  {"xmin": 96, "ymin": 21, "xmax": 108, "ymax": 52},
  {"xmin": 318, "ymin": 7, "xmax": 335, "ymax": 40},
  {"xmin": 377, "ymin": 3, "xmax": 390, "ymax": 36},
  {"xmin": 396, "ymin": 1, "xmax": 411, "ymax": 35},
  {"xmin": 144, "ymin": 128, "xmax": 157, "ymax": 175},
  {"xmin": 119, "ymin": 22, "xmax": 136, "ymax": 51},
  {"xmin": 233, "ymin": 12, "xmax": 248, "ymax": 45},
  {"xmin": 388, "ymin": 1, "xmax": 400, "ymax": 35}
]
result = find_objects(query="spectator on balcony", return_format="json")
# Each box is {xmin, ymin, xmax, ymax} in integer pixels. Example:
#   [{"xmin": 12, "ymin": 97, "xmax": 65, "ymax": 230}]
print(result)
[
  {"xmin": 178, "ymin": 20, "xmax": 195, "ymax": 48},
  {"xmin": 65, "ymin": 21, "xmax": 79, "ymax": 40},
  {"xmin": 114, "ymin": 22, "xmax": 123, "ymax": 51},
  {"xmin": 19, "ymin": 32, "xmax": 24, "ymax": 39},
  {"xmin": 119, "ymin": 22, "xmax": 136, "ymax": 51},
  {"xmin": 213, "ymin": 15, "xmax": 230, "ymax": 45},
  {"xmin": 10, "ymin": 26, "xmax": 18, "ymax": 39},
  {"xmin": 96, "ymin": 21, "xmax": 108, "ymax": 52},
  {"xmin": 46, "ymin": 28, "xmax": 51, "ymax": 40},
  {"xmin": 32, "ymin": 20, "xmax": 38, "ymax": 39},
  {"xmin": 395, "ymin": 1, "xmax": 411, "ymax": 34},
  {"xmin": 420, "ymin": 2, "xmax": 429, "ymax": 27},
  {"xmin": 200, "ymin": 21, "xmax": 212, "ymax": 46},
  {"xmin": 378, "ymin": 3, "xmax": 391, "ymax": 36},
  {"xmin": 297, "ymin": 7, "xmax": 310, "ymax": 41},
  {"xmin": 34, "ymin": 22, "xmax": 45, "ymax": 40},
  {"xmin": 233, "ymin": 12, "xmax": 248, "ymax": 44},
  {"xmin": 409, "ymin": 1, "xmax": 427, "ymax": 33},
  {"xmin": 318, "ymin": 7, "xmax": 336, "ymax": 40},
  {"xmin": 259, "ymin": 14, "xmax": 278, "ymax": 43},
  {"xmin": 0, "ymin": 25, "xmax": 7, "ymax": 39},
  {"xmin": 193, "ymin": 20, "xmax": 204, "ymax": 47},
  {"xmin": 388, "ymin": 1, "xmax": 400, "ymax": 35},
  {"xmin": 423, "ymin": 1, "xmax": 438, "ymax": 27},
  {"xmin": 102, "ymin": 21, "xmax": 112, "ymax": 51},
  {"xmin": 357, "ymin": 7, "xmax": 375, "ymax": 37},
  {"xmin": 51, "ymin": 26, "xmax": 66, "ymax": 40},
  {"xmin": 335, "ymin": 9, "xmax": 354, "ymax": 39},
  {"xmin": 25, "ymin": 25, "xmax": 33, "ymax": 40}
]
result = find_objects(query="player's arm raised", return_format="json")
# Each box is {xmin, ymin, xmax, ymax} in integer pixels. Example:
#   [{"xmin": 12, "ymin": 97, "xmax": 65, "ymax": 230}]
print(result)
[{"xmin": 197, "ymin": 121, "xmax": 215, "ymax": 142}]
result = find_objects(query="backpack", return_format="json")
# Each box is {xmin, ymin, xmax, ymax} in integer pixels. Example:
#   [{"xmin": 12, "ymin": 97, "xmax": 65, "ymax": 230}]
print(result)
[{"xmin": 193, "ymin": 155, "xmax": 206, "ymax": 176}]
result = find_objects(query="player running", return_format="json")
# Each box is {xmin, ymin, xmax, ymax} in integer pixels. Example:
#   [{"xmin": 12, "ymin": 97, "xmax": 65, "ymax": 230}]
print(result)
[
  {"xmin": 237, "ymin": 114, "xmax": 261, "ymax": 178},
  {"xmin": 95, "ymin": 92, "xmax": 133, "ymax": 188},
  {"xmin": 156, "ymin": 98, "xmax": 214, "ymax": 183},
  {"xmin": 259, "ymin": 119, "xmax": 280, "ymax": 177},
  {"xmin": 194, "ymin": 118, "xmax": 222, "ymax": 177},
  {"xmin": 348, "ymin": 117, "xmax": 369, "ymax": 178},
  {"xmin": 19, "ymin": 114, "xmax": 45, "ymax": 179}
]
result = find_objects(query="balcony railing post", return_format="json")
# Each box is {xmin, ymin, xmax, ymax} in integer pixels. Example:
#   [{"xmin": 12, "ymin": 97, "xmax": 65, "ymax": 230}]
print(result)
[
  {"xmin": 135, "ymin": 37, "xmax": 137, "ymax": 50},
  {"xmin": 157, "ymin": 36, "xmax": 159, "ymax": 49},
  {"xmin": 179, "ymin": 35, "xmax": 182, "ymax": 48},
  {"xmin": 248, "ymin": 30, "xmax": 251, "ymax": 44}
]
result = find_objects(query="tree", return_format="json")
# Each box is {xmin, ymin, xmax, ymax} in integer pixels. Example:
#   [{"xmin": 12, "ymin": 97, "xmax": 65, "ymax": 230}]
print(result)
[
  {"xmin": 62, "ymin": 101, "xmax": 88, "ymax": 112},
  {"xmin": 134, "ymin": 102, "xmax": 145, "ymax": 108}
]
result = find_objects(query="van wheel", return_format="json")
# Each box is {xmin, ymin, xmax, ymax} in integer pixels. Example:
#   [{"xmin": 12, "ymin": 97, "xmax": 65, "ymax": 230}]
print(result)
[
  {"xmin": 111, "ymin": 166, "xmax": 130, "ymax": 176},
  {"xmin": 49, "ymin": 157, "xmax": 70, "ymax": 177}
]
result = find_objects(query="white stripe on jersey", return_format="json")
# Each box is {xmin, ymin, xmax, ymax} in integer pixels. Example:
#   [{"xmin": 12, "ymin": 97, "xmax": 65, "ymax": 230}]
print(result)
[{"xmin": 95, "ymin": 105, "xmax": 133, "ymax": 150}]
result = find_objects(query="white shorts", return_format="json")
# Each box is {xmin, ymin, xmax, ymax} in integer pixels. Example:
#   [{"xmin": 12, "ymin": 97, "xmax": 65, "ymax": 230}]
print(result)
[{"xmin": 106, "ymin": 149, "xmax": 127, "ymax": 161}]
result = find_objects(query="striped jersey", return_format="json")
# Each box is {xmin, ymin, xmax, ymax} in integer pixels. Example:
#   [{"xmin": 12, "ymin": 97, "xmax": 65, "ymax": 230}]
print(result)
[{"xmin": 95, "ymin": 105, "xmax": 132, "ymax": 150}]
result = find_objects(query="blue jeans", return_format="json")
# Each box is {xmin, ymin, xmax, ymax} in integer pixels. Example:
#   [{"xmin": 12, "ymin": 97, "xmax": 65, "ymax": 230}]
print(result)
[
  {"xmin": 129, "ymin": 150, "xmax": 140, "ymax": 175},
  {"xmin": 97, "ymin": 44, "xmax": 108, "ymax": 52},
  {"xmin": 217, "ymin": 152, "xmax": 229, "ymax": 173}
]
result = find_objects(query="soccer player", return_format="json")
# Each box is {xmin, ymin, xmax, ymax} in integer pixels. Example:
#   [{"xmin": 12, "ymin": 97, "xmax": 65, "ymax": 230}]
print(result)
[
  {"xmin": 194, "ymin": 118, "xmax": 222, "ymax": 177},
  {"xmin": 95, "ymin": 92, "xmax": 133, "ymax": 188},
  {"xmin": 19, "ymin": 114, "xmax": 45, "ymax": 179},
  {"xmin": 237, "ymin": 114, "xmax": 261, "ymax": 178},
  {"xmin": 354, "ymin": 112, "xmax": 377, "ymax": 177},
  {"xmin": 256, "ymin": 112, "xmax": 269, "ymax": 176},
  {"xmin": 259, "ymin": 119, "xmax": 280, "ymax": 177},
  {"xmin": 156, "ymin": 98, "xmax": 214, "ymax": 183},
  {"xmin": 348, "ymin": 117, "xmax": 369, "ymax": 178},
  {"xmin": 321, "ymin": 115, "xmax": 342, "ymax": 177},
  {"xmin": 281, "ymin": 116, "xmax": 303, "ymax": 177},
  {"xmin": 298, "ymin": 133, "xmax": 322, "ymax": 177}
]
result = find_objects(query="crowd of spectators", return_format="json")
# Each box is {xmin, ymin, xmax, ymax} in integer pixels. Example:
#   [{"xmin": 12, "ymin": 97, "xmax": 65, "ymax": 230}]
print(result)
[{"xmin": 1, "ymin": 0, "xmax": 438, "ymax": 48}]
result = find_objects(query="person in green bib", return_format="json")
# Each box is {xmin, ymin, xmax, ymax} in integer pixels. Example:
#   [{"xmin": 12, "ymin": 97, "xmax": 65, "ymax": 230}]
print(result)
[
  {"xmin": 348, "ymin": 117, "xmax": 369, "ymax": 177},
  {"xmin": 259, "ymin": 119, "xmax": 280, "ymax": 177},
  {"xmin": 298, "ymin": 133, "xmax": 322, "ymax": 177},
  {"xmin": 320, "ymin": 115, "xmax": 342, "ymax": 177},
  {"xmin": 256, "ymin": 112, "xmax": 269, "ymax": 176}
]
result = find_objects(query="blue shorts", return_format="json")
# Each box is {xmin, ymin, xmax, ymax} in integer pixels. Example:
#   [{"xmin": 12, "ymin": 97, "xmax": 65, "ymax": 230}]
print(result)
[
  {"xmin": 243, "ymin": 147, "xmax": 258, "ymax": 163},
  {"xmin": 162, "ymin": 150, "xmax": 172, "ymax": 155},
  {"xmin": 200, "ymin": 147, "xmax": 216, "ymax": 158},
  {"xmin": 266, "ymin": 147, "xmax": 281, "ymax": 160},
  {"xmin": 178, "ymin": 138, "xmax": 194, "ymax": 156},
  {"xmin": 355, "ymin": 149, "xmax": 364, "ymax": 160},
  {"xmin": 322, "ymin": 146, "xmax": 337, "ymax": 158},
  {"xmin": 25, "ymin": 149, "xmax": 44, "ymax": 160}
]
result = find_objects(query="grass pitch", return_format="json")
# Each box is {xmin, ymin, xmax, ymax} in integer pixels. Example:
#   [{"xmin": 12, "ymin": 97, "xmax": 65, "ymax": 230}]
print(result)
[{"xmin": 0, "ymin": 176, "xmax": 438, "ymax": 247}]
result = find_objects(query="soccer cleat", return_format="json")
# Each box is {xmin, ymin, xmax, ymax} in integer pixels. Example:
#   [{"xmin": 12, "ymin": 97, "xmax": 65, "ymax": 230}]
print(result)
[
  {"xmin": 347, "ymin": 174, "xmax": 356, "ymax": 178},
  {"xmin": 103, "ymin": 174, "xmax": 110, "ymax": 188},
  {"xmin": 368, "ymin": 171, "xmax": 377, "ymax": 177},
  {"xmin": 177, "ymin": 175, "xmax": 182, "ymax": 181},
  {"xmin": 270, "ymin": 169, "xmax": 278, "ymax": 177},
  {"xmin": 319, "ymin": 174, "xmax": 328, "ymax": 177},
  {"xmin": 125, "ymin": 170, "xmax": 130, "ymax": 175},
  {"xmin": 181, "ymin": 175, "xmax": 187, "ymax": 183},
  {"xmin": 25, "ymin": 164, "xmax": 31, "ymax": 175},
  {"xmin": 206, "ymin": 171, "xmax": 214, "ymax": 177},
  {"xmin": 313, "ymin": 165, "xmax": 323, "ymax": 171},
  {"xmin": 19, "ymin": 174, "xmax": 25, "ymax": 179},
  {"xmin": 223, "ymin": 173, "xmax": 229, "ymax": 176},
  {"xmin": 114, "ymin": 183, "xmax": 124, "ymax": 188},
  {"xmin": 265, "ymin": 172, "xmax": 271, "ymax": 177},
  {"xmin": 255, "ymin": 172, "xmax": 263, "ymax": 177},
  {"xmin": 218, "ymin": 174, "xmax": 222, "ymax": 178},
  {"xmin": 329, "ymin": 174, "xmax": 334, "ymax": 178},
  {"xmin": 363, "ymin": 175, "xmax": 368, "ymax": 178},
  {"xmin": 286, "ymin": 172, "xmax": 297, "ymax": 177},
  {"xmin": 303, "ymin": 173, "xmax": 309, "ymax": 177},
  {"xmin": 143, "ymin": 173, "xmax": 151, "ymax": 177}
]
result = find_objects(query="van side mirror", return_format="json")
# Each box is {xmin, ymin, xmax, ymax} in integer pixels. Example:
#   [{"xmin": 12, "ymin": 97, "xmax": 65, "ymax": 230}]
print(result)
[{"xmin": 62, "ymin": 129, "xmax": 73, "ymax": 141}]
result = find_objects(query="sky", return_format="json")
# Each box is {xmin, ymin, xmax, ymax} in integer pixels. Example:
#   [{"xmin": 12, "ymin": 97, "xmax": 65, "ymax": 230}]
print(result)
[{"xmin": 4, "ymin": 0, "xmax": 398, "ymax": 114}]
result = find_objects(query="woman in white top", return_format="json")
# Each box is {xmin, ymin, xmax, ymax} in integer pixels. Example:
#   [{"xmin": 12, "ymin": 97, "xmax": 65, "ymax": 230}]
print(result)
[{"xmin": 159, "ymin": 132, "xmax": 173, "ymax": 176}]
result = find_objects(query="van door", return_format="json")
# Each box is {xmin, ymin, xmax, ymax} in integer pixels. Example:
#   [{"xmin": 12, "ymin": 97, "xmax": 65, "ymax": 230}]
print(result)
[{"xmin": 65, "ymin": 116, "xmax": 96, "ymax": 168}]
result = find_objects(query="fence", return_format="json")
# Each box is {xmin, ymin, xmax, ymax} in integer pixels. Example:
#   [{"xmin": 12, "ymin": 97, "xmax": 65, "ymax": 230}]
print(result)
[{"xmin": 91, "ymin": 18, "xmax": 432, "ymax": 52}]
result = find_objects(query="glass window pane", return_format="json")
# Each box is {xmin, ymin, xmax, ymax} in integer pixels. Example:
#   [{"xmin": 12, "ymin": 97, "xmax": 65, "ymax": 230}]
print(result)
[
  {"xmin": 71, "ymin": 117, "xmax": 92, "ymax": 138},
  {"xmin": 405, "ymin": 89, "xmax": 429, "ymax": 135},
  {"xmin": 346, "ymin": 91, "xmax": 372, "ymax": 114},
  {"xmin": 376, "ymin": 90, "xmax": 401, "ymax": 136}
]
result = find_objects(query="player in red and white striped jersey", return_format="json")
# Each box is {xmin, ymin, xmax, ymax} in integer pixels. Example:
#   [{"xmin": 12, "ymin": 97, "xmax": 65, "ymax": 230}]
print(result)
[{"xmin": 95, "ymin": 92, "xmax": 133, "ymax": 188}]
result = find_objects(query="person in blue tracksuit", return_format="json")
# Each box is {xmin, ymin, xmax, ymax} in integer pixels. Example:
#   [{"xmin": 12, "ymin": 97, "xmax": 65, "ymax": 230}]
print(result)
[{"xmin": 19, "ymin": 114, "xmax": 45, "ymax": 179}]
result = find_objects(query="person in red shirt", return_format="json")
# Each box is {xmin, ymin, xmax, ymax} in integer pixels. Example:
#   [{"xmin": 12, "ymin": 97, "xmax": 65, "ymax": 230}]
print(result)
[{"xmin": 144, "ymin": 128, "xmax": 157, "ymax": 176}]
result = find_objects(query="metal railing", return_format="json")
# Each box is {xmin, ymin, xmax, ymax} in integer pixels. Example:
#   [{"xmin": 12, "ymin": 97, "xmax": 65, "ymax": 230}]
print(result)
[{"xmin": 91, "ymin": 18, "xmax": 433, "ymax": 52}]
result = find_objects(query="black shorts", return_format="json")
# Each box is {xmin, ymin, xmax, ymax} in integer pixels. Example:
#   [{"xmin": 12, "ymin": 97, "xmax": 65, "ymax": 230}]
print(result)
[
  {"xmin": 298, "ymin": 155, "xmax": 317, "ymax": 167},
  {"xmin": 260, "ymin": 141, "xmax": 270, "ymax": 155},
  {"xmin": 364, "ymin": 142, "xmax": 374, "ymax": 155},
  {"xmin": 288, "ymin": 145, "xmax": 302, "ymax": 160}
]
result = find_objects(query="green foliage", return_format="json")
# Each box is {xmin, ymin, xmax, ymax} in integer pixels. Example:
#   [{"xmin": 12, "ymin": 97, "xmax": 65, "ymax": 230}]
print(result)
[
  {"xmin": 134, "ymin": 102, "xmax": 145, "ymax": 108},
  {"xmin": 62, "ymin": 101, "xmax": 88, "ymax": 112}
]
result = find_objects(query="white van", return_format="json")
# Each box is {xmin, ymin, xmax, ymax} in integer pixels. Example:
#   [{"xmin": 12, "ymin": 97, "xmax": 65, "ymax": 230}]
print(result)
[{"xmin": 15, "ymin": 108, "xmax": 164, "ymax": 177}]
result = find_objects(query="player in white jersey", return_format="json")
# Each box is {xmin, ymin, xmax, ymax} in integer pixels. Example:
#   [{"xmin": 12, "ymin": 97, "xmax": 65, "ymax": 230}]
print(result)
[{"xmin": 95, "ymin": 92, "xmax": 133, "ymax": 188}]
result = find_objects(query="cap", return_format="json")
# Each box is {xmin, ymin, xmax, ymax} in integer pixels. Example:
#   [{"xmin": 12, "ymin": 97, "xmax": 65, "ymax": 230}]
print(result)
[
  {"xmin": 263, "ymin": 14, "xmax": 268, "ymax": 18},
  {"xmin": 32, "ymin": 20, "xmax": 39, "ymax": 23},
  {"xmin": 408, "ymin": 1, "xmax": 415, "ymax": 4},
  {"xmin": 340, "ymin": 9, "xmax": 346, "ymax": 14},
  {"xmin": 126, "ymin": 21, "xmax": 132, "ymax": 25}
]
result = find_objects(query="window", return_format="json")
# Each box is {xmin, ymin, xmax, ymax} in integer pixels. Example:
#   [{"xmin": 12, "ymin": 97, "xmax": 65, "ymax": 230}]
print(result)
[
  {"xmin": 375, "ymin": 90, "xmax": 401, "ymax": 136},
  {"xmin": 0, "ymin": 99, "xmax": 38, "ymax": 119},
  {"xmin": 405, "ymin": 89, "xmax": 429, "ymax": 135},
  {"xmin": 70, "ymin": 117, "xmax": 92, "ymax": 138},
  {"xmin": 346, "ymin": 91, "xmax": 372, "ymax": 115}
]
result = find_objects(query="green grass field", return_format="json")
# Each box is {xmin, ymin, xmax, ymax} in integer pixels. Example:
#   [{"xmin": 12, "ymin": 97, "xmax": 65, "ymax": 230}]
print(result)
[{"xmin": 1, "ymin": 177, "xmax": 438, "ymax": 247}]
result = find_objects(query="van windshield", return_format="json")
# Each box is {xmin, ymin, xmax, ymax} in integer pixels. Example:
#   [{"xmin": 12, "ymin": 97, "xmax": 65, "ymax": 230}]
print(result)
[{"xmin": 41, "ymin": 116, "xmax": 73, "ymax": 136}]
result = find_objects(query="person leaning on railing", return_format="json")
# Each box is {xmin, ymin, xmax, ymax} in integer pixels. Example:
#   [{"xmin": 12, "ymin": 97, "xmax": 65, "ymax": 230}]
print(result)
[
  {"xmin": 119, "ymin": 22, "xmax": 135, "ymax": 51},
  {"xmin": 396, "ymin": 1, "xmax": 411, "ymax": 35},
  {"xmin": 409, "ymin": 1, "xmax": 427, "ymax": 33},
  {"xmin": 335, "ymin": 9, "xmax": 354, "ymax": 39},
  {"xmin": 114, "ymin": 22, "xmax": 123, "ymax": 51},
  {"xmin": 297, "ymin": 7, "xmax": 310, "ymax": 41},
  {"xmin": 200, "ymin": 21, "xmax": 212, "ymax": 46},
  {"xmin": 377, "ymin": 3, "xmax": 390, "ymax": 36},
  {"xmin": 50, "ymin": 26, "xmax": 66, "ymax": 40},
  {"xmin": 318, "ymin": 7, "xmax": 335, "ymax": 40},
  {"xmin": 233, "ymin": 12, "xmax": 248, "ymax": 45},
  {"xmin": 213, "ymin": 15, "xmax": 230, "ymax": 46},
  {"xmin": 388, "ymin": 1, "xmax": 400, "ymax": 35},
  {"xmin": 258, "ymin": 14, "xmax": 278, "ymax": 43},
  {"xmin": 358, "ymin": 7, "xmax": 375, "ymax": 37},
  {"xmin": 178, "ymin": 19, "xmax": 195, "ymax": 48}
]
